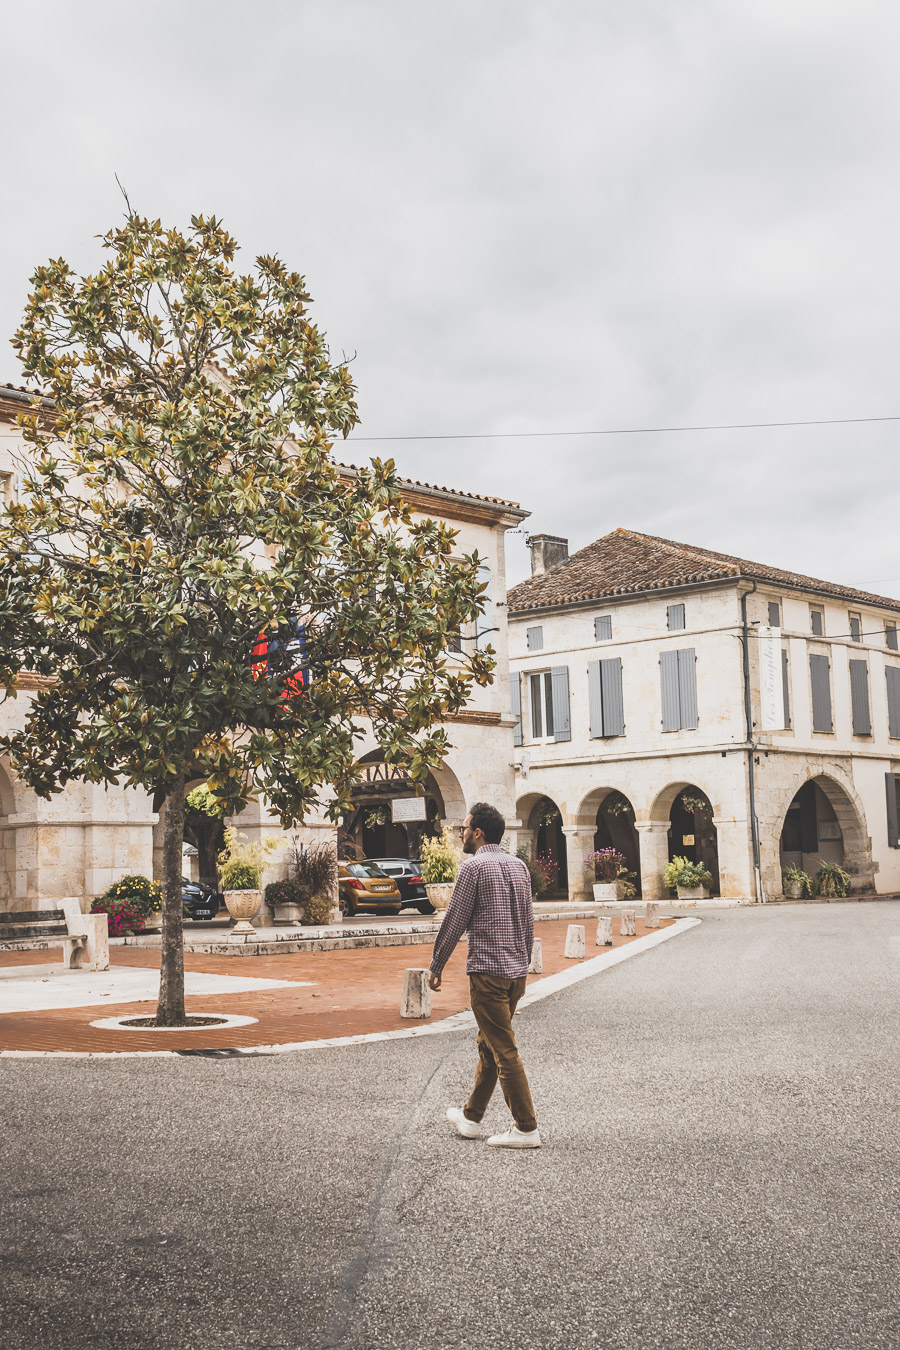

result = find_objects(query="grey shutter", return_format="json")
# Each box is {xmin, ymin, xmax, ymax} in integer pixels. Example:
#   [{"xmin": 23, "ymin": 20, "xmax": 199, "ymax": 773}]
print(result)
[
  {"xmin": 781, "ymin": 649, "xmax": 791, "ymax": 728},
  {"xmin": 886, "ymin": 774, "xmax": 900, "ymax": 847},
  {"xmin": 594, "ymin": 615, "xmax": 612, "ymax": 642},
  {"xmin": 849, "ymin": 659, "xmax": 871, "ymax": 735},
  {"xmin": 550, "ymin": 666, "xmax": 571, "ymax": 742},
  {"xmin": 677, "ymin": 648, "xmax": 698, "ymax": 729},
  {"xmin": 886, "ymin": 666, "xmax": 900, "ymax": 738},
  {"xmin": 600, "ymin": 658, "xmax": 625, "ymax": 736},
  {"xmin": 587, "ymin": 660, "xmax": 604, "ymax": 738},
  {"xmin": 667, "ymin": 603, "xmax": 685, "ymax": 631},
  {"xmin": 849, "ymin": 616, "xmax": 861, "ymax": 642},
  {"xmin": 660, "ymin": 650, "xmax": 680, "ymax": 731},
  {"xmin": 510, "ymin": 672, "xmax": 523, "ymax": 747},
  {"xmin": 768, "ymin": 601, "xmax": 781, "ymax": 627},
  {"xmin": 887, "ymin": 624, "xmax": 899, "ymax": 651},
  {"xmin": 810, "ymin": 654, "xmax": 833, "ymax": 732},
  {"xmin": 810, "ymin": 610, "xmax": 823, "ymax": 637},
  {"xmin": 526, "ymin": 625, "xmax": 543, "ymax": 652}
]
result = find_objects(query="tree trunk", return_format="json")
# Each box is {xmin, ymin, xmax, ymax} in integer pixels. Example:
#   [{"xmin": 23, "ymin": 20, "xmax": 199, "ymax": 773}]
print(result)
[{"xmin": 156, "ymin": 770, "xmax": 187, "ymax": 1026}]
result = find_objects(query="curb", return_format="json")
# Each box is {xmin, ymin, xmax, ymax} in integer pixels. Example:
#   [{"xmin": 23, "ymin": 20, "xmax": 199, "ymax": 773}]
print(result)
[{"xmin": 0, "ymin": 917, "xmax": 701, "ymax": 1059}]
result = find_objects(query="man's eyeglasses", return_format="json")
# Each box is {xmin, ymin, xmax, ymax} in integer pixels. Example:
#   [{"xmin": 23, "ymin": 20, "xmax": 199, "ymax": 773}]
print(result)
[{"xmin": 456, "ymin": 825, "xmax": 470, "ymax": 838}]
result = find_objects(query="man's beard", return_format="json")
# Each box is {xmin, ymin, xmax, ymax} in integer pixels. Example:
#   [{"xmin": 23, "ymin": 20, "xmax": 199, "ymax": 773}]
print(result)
[{"xmin": 463, "ymin": 837, "xmax": 475, "ymax": 855}]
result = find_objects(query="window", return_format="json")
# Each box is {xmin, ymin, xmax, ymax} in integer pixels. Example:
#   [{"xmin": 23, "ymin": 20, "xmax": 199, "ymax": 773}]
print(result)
[
  {"xmin": 594, "ymin": 615, "xmax": 612, "ymax": 642},
  {"xmin": 529, "ymin": 668, "xmax": 571, "ymax": 742},
  {"xmin": 768, "ymin": 600, "xmax": 781, "ymax": 628},
  {"xmin": 849, "ymin": 614, "xmax": 861, "ymax": 643},
  {"xmin": 587, "ymin": 658, "xmax": 625, "ymax": 738},
  {"xmin": 781, "ymin": 649, "xmax": 792, "ymax": 729},
  {"xmin": 849, "ymin": 659, "xmax": 871, "ymax": 736},
  {"xmin": 449, "ymin": 629, "xmax": 463, "ymax": 654},
  {"xmin": 660, "ymin": 649, "xmax": 698, "ymax": 731},
  {"xmin": 886, "ymin": 667, "xmax": 900, "ymax": 739},
  {"xmin": 667, "ymin": 603, "xmax": 685, "ymax": 631},
  {"xmin": 809, "ymin": 653, "xmax": 833, "ymax": 732},
  {"xmin": 886, "ymin": 774, "xmax": 900, "ymax": 847},
  {"xmin": 526, "ymin": 626, "xmax": 543, "ymax": 652},
  {"xmin": 887, "ymin": 623, "xmax": 899, "ymax": 652},
  {"xmin": 810, "ymin": 608, "xmax": 824, "ymax": 637},
  {"xmin": 0, "ymin": 471, "xmax": 11, "ymax": 505},
  {"xmin": 511, "ymin": 672, "xmax": 523, "ymax": 747}
]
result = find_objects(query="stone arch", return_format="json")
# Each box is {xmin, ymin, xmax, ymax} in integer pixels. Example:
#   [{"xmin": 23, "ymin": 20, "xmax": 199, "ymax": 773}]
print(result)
[
  {"xmin": 775, "ymin": 770, "xmax": 871, "ymax": 888},
  {"xmin": 341, "ymin": 751, "xmax": 466, "ymax": 861},
  {"xmin": 574, "ymin": 785, "xmax": 641, "ymax": 895},
  {"xmin": 652, "ymin": 781, "xmax": 720, "ymax": 895},
  {"xmin": 519, "ymin": 793, "xmax": 568, "ymax": 897}
]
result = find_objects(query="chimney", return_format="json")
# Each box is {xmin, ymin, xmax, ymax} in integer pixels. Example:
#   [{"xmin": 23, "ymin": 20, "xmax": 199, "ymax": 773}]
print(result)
[{"xmin": 527, "ymin": 534, "xmax": 569, "ymax": 577}]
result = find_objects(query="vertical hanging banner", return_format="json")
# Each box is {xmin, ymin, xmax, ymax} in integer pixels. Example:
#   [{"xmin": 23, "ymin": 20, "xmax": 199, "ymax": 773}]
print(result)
[{"xmin": 759, "ymin": 624, "xmax": 784, "ymax": 730}]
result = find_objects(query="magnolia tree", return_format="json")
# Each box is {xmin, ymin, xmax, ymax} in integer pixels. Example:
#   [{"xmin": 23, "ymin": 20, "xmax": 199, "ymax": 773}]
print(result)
[{"xmin": 0, "ymin": 211, "xmax": 492, "ymax": 1024}]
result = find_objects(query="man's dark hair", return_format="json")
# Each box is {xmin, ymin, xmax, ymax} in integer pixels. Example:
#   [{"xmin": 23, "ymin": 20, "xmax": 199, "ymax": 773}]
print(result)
[{"xmin": 469, "ymin": 801, "xmax": 506, "ymax": 844}]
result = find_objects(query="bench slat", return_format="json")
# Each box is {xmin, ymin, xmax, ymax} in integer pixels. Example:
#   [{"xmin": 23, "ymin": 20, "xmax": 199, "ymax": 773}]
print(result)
[
  {"xmin": 0, "ymin": 909, "xmax": 66, "ymax": 925},
  {"xmin": 0, "ymin": 923, "xmax": 69, "ymax": 940}
]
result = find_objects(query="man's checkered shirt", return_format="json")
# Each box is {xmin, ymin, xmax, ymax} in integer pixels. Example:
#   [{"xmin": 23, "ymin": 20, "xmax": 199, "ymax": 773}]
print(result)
[{"xmin": 430, "ymin": 844, "xmax": 534, "ymax": 978}]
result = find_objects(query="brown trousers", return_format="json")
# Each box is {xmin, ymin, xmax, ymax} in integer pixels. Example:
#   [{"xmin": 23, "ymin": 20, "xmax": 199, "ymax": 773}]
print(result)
[{"xmin": 464, "ymin": 973, "xmax": 537, "ymax": 1133}]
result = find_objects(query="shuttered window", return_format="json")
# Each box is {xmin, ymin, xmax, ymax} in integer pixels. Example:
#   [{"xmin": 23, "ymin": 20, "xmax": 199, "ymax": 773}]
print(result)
[
  {"xmin": 886, "ymin": 773, "xmax": 900, "ymax": 847},
  {"xmin": 667, "ymin": 603, "xmax": 685, "ymax": 631},
  {"xmin": 887, "ymin": 623, "xmax": 899, "ymax": 651},
  {"xmin": 526, "ymin": 626, "xmax": 543, "ymax": 652},
  {"xmin": 849, "ymin": 659, "xmax": 871, "ymax": 735},
  {"xmin": 660, "ymin": 648, "xmax": 698, "ymax": 731},
  {"xmin": 809, "ymin": 654, "xmax": 833, "ymax": 732},
  {"xmin": 594, "ymin": 615, "xmax": 612, "ymax": 642},
  {"xmin": 551, "ymin": 666, "xmax": 571, "ymax": 742},
  {"xmin": 849, "ymin": 614, "xmax": 861, "ymax": 643},
  {"xmin": 782, "ymin": 649, "xmax": 791, "ymax": 729},
  {"xmin": 768, "ymin": 600, "xmax": 781, "ymax": 627},
  {"xmin": 886, "ymin": 666, "xmax": 900, "ymax": 738},
  {"xmin": 810, "ymin": 609, "xmax": 824, "ymax": 637},
  {"xmin": 530, "ymin": 672, "xmax": 554, "ymax": 739},
  {"xmin": 511, "ymin": 672, "xmax": 523, "ymax": 747},
  {"xmin": 588, "ymin": 658, "xmax": 625, "ymax": 738}
]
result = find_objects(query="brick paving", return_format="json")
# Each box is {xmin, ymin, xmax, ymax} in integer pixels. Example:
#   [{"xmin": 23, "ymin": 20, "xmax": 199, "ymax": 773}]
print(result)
[{"xmin": 0, "ymin": 916, "xmax": 671, "ymax": 1053}]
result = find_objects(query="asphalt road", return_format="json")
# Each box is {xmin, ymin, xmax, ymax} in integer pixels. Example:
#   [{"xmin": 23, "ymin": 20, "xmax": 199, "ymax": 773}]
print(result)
[{"xmin": 2, "ymin": 902, "xmax": 899, "ymax": 1350}]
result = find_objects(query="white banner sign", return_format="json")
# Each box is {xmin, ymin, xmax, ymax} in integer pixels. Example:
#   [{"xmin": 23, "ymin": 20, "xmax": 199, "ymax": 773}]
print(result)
[
  {"xmin": 759, "ymin": 624, "xmax": 784, "ymax": 730},
  {"xmin": 391, "ymin": 797, "xmax": 427, "ymax": 823}
]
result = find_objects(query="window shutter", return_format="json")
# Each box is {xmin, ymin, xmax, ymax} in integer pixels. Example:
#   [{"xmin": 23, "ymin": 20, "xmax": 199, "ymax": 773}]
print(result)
[
  {"xmin": 526, "ymin": 626, "xmax": 543, "ymax": 652},
  {"xmin": 849, "ymin": 659, "xmax": 871, "ymax": 735},
  {"xmin": 886, "ymin": 774, "xmax": 900, "ymax": 847},
  {"xmin": 476, "ymin": 563, "xmax": 493, "ymax": 650},
  {"xmin": 886, "ymin": 667, "xmax": 900, "ymax": 738},
  {"xmin": 510, "ymin": 672, "xmax": 523, "ymax": 747},
  {"xmin": 600, "ymin": 658, "xmax": 625, "ymax": 736},
  {"xmin": 587, "ymin": 660, "xmax": 604, "ymax": 738},
  {"xmin": 810, "ymin": 654, "xmax": 833, "ymax": 732},
  {"xmin": 810, "ymin": 610, "xmax": 824, "ymax": 637},
  {"xmin": 594, "ymin": 615, "xmax": 612, "ymax": 642},
  {"xmin": 667, "ymin": 603, "xmax": 685, "ymax": 631},
  {"xmin": 849, "ymin": 616, "xmax": 861, "ymax": 642},
  {"xmin": 781, "ymin": 649, "xmax": 791, "ymax": 729},
  {"xmin": 551, "ymin": 666, "xmax": 571, "ymax": 742},
  {"xmin": 887, "ymin": 624, "xmax": 899, "ymax": 652},
  {"xmin": 768, "ymin": 601, "xmax": 781, "ymax": 627},
  {"xmin": 677, "ymin": 648, "xmax": 698, "ymax": 729},
  {"xmin": 660, "ymin": 650, "xmax": 680, "ymax": 731}
]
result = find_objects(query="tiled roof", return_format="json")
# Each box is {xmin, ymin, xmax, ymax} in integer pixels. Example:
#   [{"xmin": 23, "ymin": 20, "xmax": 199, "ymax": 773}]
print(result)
[
  {"xmin": 334, "ymin": 461, "xmax": 526, "ymax": 516},
  {"xmin": 508, "ymin": 528, "xmax": 900, "ymax": 614}
]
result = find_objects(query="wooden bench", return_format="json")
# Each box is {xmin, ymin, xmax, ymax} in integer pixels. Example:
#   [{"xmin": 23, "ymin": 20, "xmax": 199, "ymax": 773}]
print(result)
[{"xmin": 0, "ymin": 900, "xmax": 109, "ymax": 970}]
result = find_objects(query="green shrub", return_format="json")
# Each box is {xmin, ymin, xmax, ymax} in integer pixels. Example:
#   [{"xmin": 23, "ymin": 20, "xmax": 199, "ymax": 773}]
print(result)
[
  {"xmin": 782, "ymin": 865, "xmax": 814, "ymax": 898},
  {"xmin": 96, "ymin": 873, "xmax": 161, "ymax": 917},
  {"xmin": 302, "ymin": 891, "xmax": 334, "ymax": 925},
  {"xmin": 663, "ymin": 855, "xmax": 712, "ymax": 890},
  {"xmin": 420, "ymin": 828, "xmax": 459, "ymax": 884},
  {"xmin": 291, "ymin": 841, "xmax": 338, "ymax": 900},
  {"xmin": 220, "ymin": 859, "xmax": 261, "ymax": 890},
  {"xmin": 217, "ymin": 827, "xmax": 277, "ymax": 890},
  {"xmin": 814, "ymin": 861, "xmax": 851, "ymax": 898}
]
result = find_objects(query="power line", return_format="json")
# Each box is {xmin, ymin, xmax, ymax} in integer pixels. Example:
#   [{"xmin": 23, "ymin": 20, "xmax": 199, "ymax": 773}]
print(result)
[{"xmin": 345, "ymin": 413, "xmax": 900, "ymax": 443}]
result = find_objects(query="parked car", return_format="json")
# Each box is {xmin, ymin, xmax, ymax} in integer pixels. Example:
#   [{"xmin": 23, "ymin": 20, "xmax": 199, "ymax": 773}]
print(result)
[
  {"xmin": 337, "ymin": 863, "xmax": 403, "ymax": 916},
  {"xmin": 366, "ymin": 858, "xmax": 435, "ymax": 914},
  {"xmin": 182, "ymin": 878, "xmax": 223, "ymax": 921}
]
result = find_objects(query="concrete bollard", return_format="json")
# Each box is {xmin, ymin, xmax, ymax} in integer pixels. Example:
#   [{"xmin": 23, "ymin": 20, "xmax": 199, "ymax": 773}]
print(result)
[
  {"xmin": 596, "ymin": 916, "xmax": 613, "ymax": 946},
  {"xmin": 528, "ymin": 937, "xmax": 543, "ymax": 974},
  {"xmin": 564, "ymin": 924, "xmax": 586, "ymax": 958},
  {"xmin": 645, "ymin": 902, "xmax": 659, "ymax": 929},
  {"xmin": 401, "ymin": 969, "xmax": 432, "ymax": 1019},
  {"xmin": 620, "ymin": 909, "xmax": 636, "ymax": 936}
]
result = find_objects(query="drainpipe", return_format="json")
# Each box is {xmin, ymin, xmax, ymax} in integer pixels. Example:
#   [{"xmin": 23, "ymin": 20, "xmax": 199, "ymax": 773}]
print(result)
[{"xmin": 740, "ymin": 581, "xmax": 765, "ymax": 903}]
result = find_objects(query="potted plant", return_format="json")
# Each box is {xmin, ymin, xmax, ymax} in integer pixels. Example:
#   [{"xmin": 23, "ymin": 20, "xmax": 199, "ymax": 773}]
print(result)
[
  {"xmin": 265, "ymin": 878, "xmax": 305, "ymax": 925},
  {"xmin": 663, "ymin": 855, "xmax": 713, "ymax": 900},
  {"xmin": 781, "ymin": 865, "xmax": 813, "ymax": 900},
  {"xmin": 420, "ymin": 827, "xmax": 459, "ymax": 913},
  {"xmin": 217, "ymin": 828, "xmax": 278, "ymax": 934},
  {"xmin": 101, "ymin": 874, "xmax": 163, "ymax": 930},
  {"xmin": 584, "ymin": 848, "xmax": 627, "ymax": 900},
  {"xmin": 292, "ymin": 840, "xmax": 339, "ymax": 925},
  {"xmin": 514, "ymin": 846, "xmax": 557, "ymax": 898},
  {"xmin": 814, "ymin": 861, "xmax": 851, "ymax": 898}
]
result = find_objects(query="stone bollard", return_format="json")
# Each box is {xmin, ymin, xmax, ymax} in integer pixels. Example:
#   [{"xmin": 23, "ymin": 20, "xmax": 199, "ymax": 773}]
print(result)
[
  {"xmin": 401, "ymin": 969, "xmax": 432, "ymax": 1019},
  {"xmin": 564, "ymin": 924, "xmax": 586, "ymax": 958},
  {"xmin": 645, "ymin": 902, "xmax": 659, "ymax": 929},
  {"xmin": 596, "ymin": 916, "xmax": 613, "ymax": 946},
  {"xmin": 528, "ymin": 937, "xmax": 543, "ymax": 974},
  {"xmin": 620, "ymin": 909, "xmax": 636, "ymax": 936}
]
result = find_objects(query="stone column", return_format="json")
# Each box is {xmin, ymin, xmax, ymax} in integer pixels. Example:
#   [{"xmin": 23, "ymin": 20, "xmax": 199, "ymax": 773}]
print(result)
[
  {"xmin": 711, "ymin": 815, "xmax": 756, "ymax": 903},
  {"xmin": 562, "ymin": 826, "xmax": 596, "ymax": 902},
  {"xmin": 635, "ymin": 821, "xmax": 671, "ymax": 901}
]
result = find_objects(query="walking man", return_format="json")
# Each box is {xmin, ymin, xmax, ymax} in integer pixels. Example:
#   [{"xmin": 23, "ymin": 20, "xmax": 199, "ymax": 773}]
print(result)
[{"xmin": 428, "ymin": 801, "xmax": 541, "ymax": 1149}]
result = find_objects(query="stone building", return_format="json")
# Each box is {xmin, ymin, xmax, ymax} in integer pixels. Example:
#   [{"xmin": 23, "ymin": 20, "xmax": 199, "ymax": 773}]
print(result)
[
  {"xmin": 507, "ymin": 528, "xmax": 900, "ymax": 904},
  {"xmin": 0, "ymin": 381, "xmax": 527, "ymax": 910}
]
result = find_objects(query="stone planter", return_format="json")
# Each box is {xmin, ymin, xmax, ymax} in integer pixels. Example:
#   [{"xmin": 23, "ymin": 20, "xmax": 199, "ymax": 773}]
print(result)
[
  {"xmin": 785, "ymin": 882, "xmax": 804, "ymax": 900},
  {"xmin": 592, "ymin": 881, "xmax": 624, "ymax": 901},
  {"xmin": 141, "ymin": 911, "xmax": 162, "ymax": 932},
  {"xmin": 223, "ymin": 888, "xmax": 262, "ymax": 935},
  {"xmin": 424, "ymin": 882, "xmax": 454, "ymax": 914},
  {"xmin": 273, "ymin": 902, "xmax": 304, "ymax": 925},
  {"xmin": 675, "ymin": 884, "xmax": 709, "ymax": 901}
]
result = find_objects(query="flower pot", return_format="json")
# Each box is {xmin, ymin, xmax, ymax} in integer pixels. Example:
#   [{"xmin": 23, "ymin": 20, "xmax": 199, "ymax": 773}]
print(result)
[
  {"xmin": 592, "ymin": 882, "xmax": 624, "ymax": 901},
  {"xmin": 424, "ymin": 882, "xmax": 454, "ymax": 913},
  {"xmin": 785, "ymin": 882, "xmax": 803, "ymax": 900},
  {"xmin": 273, "ymin": 902, "xmax": 304, "ymax": 925},
  {"xmin": 223, "ymin": 888, "xmax": 262, "ymax": 935},
  {"xmin": 675, "ymin": 884, "xmax": 709, "ymax": 901},
  {"xmin": 141, "ymin": 911, "xmax": 162, "ymax": 931}
]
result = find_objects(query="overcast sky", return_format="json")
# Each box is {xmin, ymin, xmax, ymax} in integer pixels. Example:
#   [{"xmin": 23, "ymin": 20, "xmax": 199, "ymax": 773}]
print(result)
[{"xmin": 3, "ymin": 0, "xmax": 899, "ymax": 593}]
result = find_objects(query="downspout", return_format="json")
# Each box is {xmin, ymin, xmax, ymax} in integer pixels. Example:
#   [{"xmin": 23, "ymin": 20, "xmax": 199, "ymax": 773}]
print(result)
[{"xmin": 740, "ymin": 581, "xmax": 765, "ymax": 902}]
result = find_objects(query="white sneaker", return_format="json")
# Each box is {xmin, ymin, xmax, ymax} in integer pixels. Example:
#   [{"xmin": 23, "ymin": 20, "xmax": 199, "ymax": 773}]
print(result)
[
  {"xmin": 486, "ymin": 1125, "xmax": 542, "ymax": 1149},
  {"xmin": 446, "ymin": 1106, "xmax": 482, "ymax": 1139}
]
